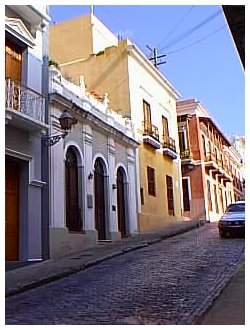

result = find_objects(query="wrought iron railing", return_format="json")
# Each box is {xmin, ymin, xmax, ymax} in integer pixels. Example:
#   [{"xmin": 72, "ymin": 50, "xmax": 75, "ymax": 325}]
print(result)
[
  {"xmin": 205, "ymin": 152, "xmax": 216, "ymax": 162},
  {"xmin": 5, "ymin": 78, "xmax": 45, "ymax": 123},
  {"xmin": 142, "ymin": 121, "xmax": 159, "ymax": 141},
  {"xmin": 217, "ymin": 158, "xmax": 222, "ymax": 168},
  {"xmin": 180, "ymin": 149, "xmax": 192, "ymax": 159},
  {"xmin": 162, "ymin": 135, "xmax": 176, "ymax": 153}
]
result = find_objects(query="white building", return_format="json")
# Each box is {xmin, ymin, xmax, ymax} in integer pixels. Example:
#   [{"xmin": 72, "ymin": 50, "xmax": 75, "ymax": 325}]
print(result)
[
  {"xmin": 49, "ymin": 67, "xmax": 139, "ymax": 258},
  {"xmin": 5, "ymin": 5, "xmax": 50, "ymax": 261}
]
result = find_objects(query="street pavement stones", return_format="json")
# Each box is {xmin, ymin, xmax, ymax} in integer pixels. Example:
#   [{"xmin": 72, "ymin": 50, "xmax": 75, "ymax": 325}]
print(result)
[
  {"xmin": 5, "ymin": 223, "xmax": 244, "ymax": 325},
  {"xmin": 6, "ymin": 219, "xmax": 200, "ymax": 297}
]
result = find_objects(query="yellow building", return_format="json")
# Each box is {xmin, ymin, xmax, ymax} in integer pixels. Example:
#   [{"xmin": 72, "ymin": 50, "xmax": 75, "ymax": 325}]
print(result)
[{"xmin": 50, "ymin": 14, "xmax": 184, "ymax": 231}]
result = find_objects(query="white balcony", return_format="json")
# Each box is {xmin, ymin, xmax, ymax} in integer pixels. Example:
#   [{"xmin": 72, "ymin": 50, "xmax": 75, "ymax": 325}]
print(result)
[{"xmin": 5, "ymin": 78, "xmax": 47, "ymax": 132}]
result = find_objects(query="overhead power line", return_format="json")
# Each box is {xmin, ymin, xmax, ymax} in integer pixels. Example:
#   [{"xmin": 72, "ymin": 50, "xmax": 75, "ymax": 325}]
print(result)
[
  {"xmin": 159, "ymin": 9, "xmax": 221, "ymax": 52},
  {"xmin": 166, "ymin": 24, "xmax": 226, "ymax": 56},
  {"xmin": 146, "ymin": 45, "xmax": 167, "ymax": 68},
  {"xmin": 157, "ymin": 5, "xmax": 195, "ymax": 48}
]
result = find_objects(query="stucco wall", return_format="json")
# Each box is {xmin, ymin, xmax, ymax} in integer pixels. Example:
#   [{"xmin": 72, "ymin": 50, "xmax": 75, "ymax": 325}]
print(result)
[
  {"xmin": 48, "ymin": 20, "xmax": 183, "ymax": 232},
  {"xmin": 92, "ymin": 129, "xmax": 108, "ymax": 159},
  {"xmin": 49, "ymin": 15, "xmax": 93, "ymax": 64}
]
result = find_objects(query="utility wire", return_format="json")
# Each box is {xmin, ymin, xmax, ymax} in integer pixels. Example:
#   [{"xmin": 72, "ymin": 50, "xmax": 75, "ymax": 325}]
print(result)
[
  {"xmin": 166, "ymin": 24, "xmax": 226, "ymax": 56},
  {"xmin": 157, "ymin": 5, "xmax": 194, "ymax": 48},
  {"xmin": 159, "ymin": 9, "xmax": 221, "ymax": 52}
]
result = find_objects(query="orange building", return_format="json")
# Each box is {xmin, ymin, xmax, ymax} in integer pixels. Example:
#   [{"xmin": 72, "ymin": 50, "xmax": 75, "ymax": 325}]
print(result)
[{"xmin": 177, "ymin": 99, "xmax": 238, "ymax": 222}]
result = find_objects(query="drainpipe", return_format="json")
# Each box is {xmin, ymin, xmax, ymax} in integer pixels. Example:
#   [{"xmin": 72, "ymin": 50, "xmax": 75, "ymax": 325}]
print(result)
[{"xmin": 41, "ymin": 17, "xmax": 50, "ymax": 259}]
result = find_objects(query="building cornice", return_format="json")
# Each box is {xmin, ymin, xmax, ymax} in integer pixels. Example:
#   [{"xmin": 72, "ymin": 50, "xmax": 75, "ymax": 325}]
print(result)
[
  {"xmin": 127, "ymin": 44, "xmax": 181, "ymax": 99},
  {"xmin": 5, "ymin": 17, "xmax": 35, "ymax": 48},
  {"xmin": 49, "ymin": 92, "xmax": 139, "ymax": 148}
]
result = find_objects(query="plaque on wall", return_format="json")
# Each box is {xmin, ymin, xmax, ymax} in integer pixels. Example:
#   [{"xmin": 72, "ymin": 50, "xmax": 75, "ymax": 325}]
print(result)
[{"xmin": 87, "ymin": 194, "xmax": 93, "ymax": 208}]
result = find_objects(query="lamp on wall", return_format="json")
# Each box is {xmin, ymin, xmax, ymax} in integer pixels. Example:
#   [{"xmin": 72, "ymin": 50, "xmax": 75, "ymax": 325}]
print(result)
[
  {"xmin": 88, "ymin": 172, "xmax": 94, "ymax": 180},
  {"xmin": 42, "ymin": 110, "xmax": 77, "ymax": 146}
]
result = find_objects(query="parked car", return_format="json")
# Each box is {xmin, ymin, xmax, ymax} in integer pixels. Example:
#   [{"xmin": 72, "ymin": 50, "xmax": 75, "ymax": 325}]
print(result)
[{"xmin": 218, "ymin": 201, "xmax": 245, "ymax": 238}]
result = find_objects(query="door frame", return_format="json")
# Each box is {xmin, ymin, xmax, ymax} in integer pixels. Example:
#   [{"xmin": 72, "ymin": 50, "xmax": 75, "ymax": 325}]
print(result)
[
  {"xmin": 5, "ymin": 153, "xmax": 30, "ymax": 261},
  {"xmin": 93, "ymin": 155, "xmax": 109, "ymax": 240},
  {"xmin": 65, "ymin": 145, "xmax": 83, "ymax": 232},
  {"xmin": 116, "ymin": 165, "xmax": 129, "ymax": 237}
]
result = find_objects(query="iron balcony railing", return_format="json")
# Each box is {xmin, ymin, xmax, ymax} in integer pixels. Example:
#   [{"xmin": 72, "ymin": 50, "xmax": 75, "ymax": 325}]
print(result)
[
  {"xmin": 5, "ymin": 78, "xmax": 45, "ymax": 123},
  {"xmin": 205, "ymin": 152, "xmax": 216, "ymax": 162},
  {"xmin": 217, "ymin": 158, "xmax": 222, "ymax": 168},
  {"xmin": 162, "ymin": 135, "xmax": 176, "ymax": 153},
  {"xmin": 180, "ymin": 149, "xmax": 192, "ymax": 159},
  {"xmin": 142, "ymin": 121, "xmax": 159, "ymax": 141}
]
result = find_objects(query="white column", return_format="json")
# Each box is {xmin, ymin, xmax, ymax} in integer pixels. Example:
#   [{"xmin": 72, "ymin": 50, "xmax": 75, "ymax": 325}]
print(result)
[
  {"xmin": 83, "ymin": 124, "xmax": 95, "ymax": 231},
  {"xmin": 50, "ymin": 137, "xmax": 65, "ymax": 228},
  {"xmin": 108, "ymin": 137, "xmax": 119, "ymax": 235},
  {"xmin": 135, "ymin": 148, "xmax": 141, "ymax": 213},
  {"xmin": 127, "ymin": 148, "xmax": 138, "ymax": 234}
]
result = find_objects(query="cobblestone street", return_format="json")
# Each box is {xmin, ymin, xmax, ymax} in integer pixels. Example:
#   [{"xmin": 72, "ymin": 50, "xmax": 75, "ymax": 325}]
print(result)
[{"xmin": 5, "ymin": 223, "xmax": 245, "ymax": 325}]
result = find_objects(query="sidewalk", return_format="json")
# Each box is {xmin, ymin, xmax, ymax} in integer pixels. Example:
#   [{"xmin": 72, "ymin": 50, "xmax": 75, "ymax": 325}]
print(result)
[
  {"xmin": 197, "ymin": 261, "xmax": 245, "ymax": 325},
  {"xmin": 6, "ymin": 219, "xmax": 202, "ymax": 297}
]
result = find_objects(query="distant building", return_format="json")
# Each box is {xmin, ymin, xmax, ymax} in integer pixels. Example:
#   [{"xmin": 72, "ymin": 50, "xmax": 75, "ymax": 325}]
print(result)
[
  {"xmin": 49, "ymin": 14, "xmax": 184, "ymax": 232},
  {"xmin": 5, "ymin": 5, "xmax": 51, "ymax": 261},
  {"xmin": 49, "ymin": 66, "xmax": 139, "ymax": 258},
  {"xmin": 230, "ymin": 135, "xmax": 245, "ymax": 163},
  {"xmin": 177, "ymin": 99, "xmax": 236, "ymax": 222},
  {"xmin": 228, "ymin": 145, "xmax": 245, "ymax": 202},
  {"xmin": 229, "ymin": 136, "xmax": 245, "ymax": 200}
]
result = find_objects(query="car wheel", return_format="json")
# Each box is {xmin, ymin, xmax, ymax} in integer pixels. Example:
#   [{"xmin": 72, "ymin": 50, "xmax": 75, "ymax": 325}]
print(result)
[{"xmin": 219, "ymin": 231, "xmax": 226, "ymax": 239}]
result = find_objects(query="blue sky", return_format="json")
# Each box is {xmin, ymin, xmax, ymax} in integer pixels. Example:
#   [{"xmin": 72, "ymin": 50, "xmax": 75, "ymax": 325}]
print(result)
[{"xmin": 49, "ymin": 5, "xmax": 245, "ymax": 137}]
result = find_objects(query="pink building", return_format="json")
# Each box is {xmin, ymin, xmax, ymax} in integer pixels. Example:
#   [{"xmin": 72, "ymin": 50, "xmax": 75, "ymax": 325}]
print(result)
[{"xmin": 177, "ymin": 99, "xmax": 238, "ymax": 222}]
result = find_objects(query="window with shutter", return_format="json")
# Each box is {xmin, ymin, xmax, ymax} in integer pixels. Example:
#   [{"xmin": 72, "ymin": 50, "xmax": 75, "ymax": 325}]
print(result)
[
  {"xmin": 207, "ymin": 180, "xmax": 213, "ymax": 211},
  {"xmin": 178, "ymin": 129, "xmax": 186, "ymax": 152},
  {"xmin": 147, "ymin": 166, "xmax": 156, "ymax": 196},
  {"xmin": 140, "ymin": 187, "xmax": 144, "ymax": 205},
  {"xmin": 214, "ymin": 185, "xmax": 219, "ymax": 213},
  {"xmin": 162, "ymin": 116, "xmax": 169, "ymax": 140},
  {"xmin": 143, "ymin": 100, "xmax": 152, "ymax": 133},
  {"xmin": 182, "ymin": 178, "xmax": 190, "ymax": 211},
  {"xmin": 166, "ymin": 175, "xmax": 174, "ymax": 215}
]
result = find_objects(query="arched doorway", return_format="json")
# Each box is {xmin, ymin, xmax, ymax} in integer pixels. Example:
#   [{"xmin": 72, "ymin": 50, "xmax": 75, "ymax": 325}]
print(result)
[
  {"xmin": 65, "ymin": 147, "xmax": 82, "ymax": 231},
  {"xmin": 117, "ymin": 166, "xmax": 127, "ymax": 238},
  {"xmin": 94, "ymin": 158, "xmax": 107, "ymax": 240}
]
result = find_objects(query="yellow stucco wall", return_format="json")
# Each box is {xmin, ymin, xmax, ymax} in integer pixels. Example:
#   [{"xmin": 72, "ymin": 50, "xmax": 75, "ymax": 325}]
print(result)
[
  {"xmin": 49, "ymin": 15, "xmax": 93, "ymax": 64},
  {"xmin": 138, "ymin": 144, "xmax": 182, "ymax": 231},
  {"xmin": 49, "ymin": 18, "xmax": 183, "ymax": 232}
]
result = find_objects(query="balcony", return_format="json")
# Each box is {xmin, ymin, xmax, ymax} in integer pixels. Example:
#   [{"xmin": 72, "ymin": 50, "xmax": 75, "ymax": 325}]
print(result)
[
  {"xmin": 221, "ymin": 164, "xmax": 233, "ymax": 182},
  {"xmin": 142, "ymin": 121, "xmax": 161, "ymax": 149},
  {"xmin": 162, "ymin": 136, "xmax": 177, "ymax": 159},
  {"xmin": 180, "ymin": 149, "xmax": 192, "ymax": 160},
  {"xmin": 179, "ymin": 148, "xmax": 197, "ymax": 167},
  {"xmin": 5, "ymin": 78, "xmax": 47, "ymax": 132},
  {"xmin": 204, "ymin": 152, "xmax": 220, "ymax": 172}
]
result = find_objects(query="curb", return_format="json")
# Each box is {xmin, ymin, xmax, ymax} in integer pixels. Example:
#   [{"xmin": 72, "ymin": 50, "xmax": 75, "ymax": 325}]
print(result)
[
  {"xmin": 6, "ymin": 221, "xmax": 201, "ymax": 297},
  {"xmin": 191, "ymin": 256, "xmax": 245, "ymax": 325}
]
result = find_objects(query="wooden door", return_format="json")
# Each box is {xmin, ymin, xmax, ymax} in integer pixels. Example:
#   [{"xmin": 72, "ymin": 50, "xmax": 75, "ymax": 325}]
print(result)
[
  {"xmin": 117, "ymin": 167, "xmax": 126, "ymax": 238},
  {"xmin": 5, "ymin": 39, "xmax": 22, "ymax": 82},
  {"xmin": 65, "ymin": 148, "xmax": 82, "ymax": 231},
  {"xmin": 94, "ymin": 158, "xmax": 106, "ymax": 240},
  {"xmin": 5, "ymin": 159, "xmax": 19, "ymax": 261}
]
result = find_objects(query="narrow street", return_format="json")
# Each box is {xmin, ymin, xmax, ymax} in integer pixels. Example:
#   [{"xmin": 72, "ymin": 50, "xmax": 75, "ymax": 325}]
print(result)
[{"xmin": 5, "ymin": 223, "xmax": 244, "ymax": 325}]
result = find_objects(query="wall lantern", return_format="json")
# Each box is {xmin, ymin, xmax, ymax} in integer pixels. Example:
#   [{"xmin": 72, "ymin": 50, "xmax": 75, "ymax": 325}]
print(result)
[
  {"xmin": 88, "ymin": 172, "xmax": 94, "ymax": 180},
  {"xmin": 112, "ymin": 183, "xmax": 117, "ymax": 190},
  {"xmin": 43, "ymin": 110, "xmax": 77, "ymax": 146}
]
